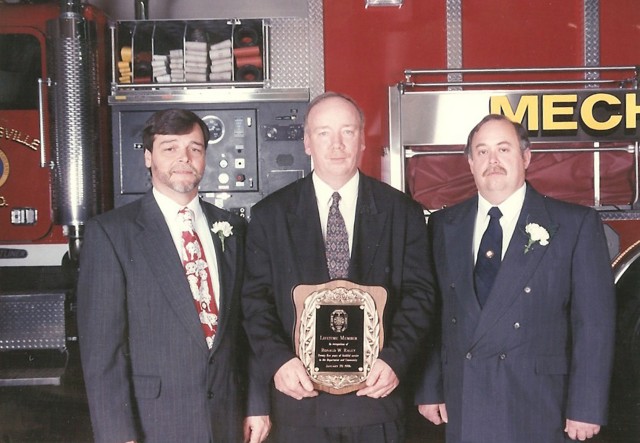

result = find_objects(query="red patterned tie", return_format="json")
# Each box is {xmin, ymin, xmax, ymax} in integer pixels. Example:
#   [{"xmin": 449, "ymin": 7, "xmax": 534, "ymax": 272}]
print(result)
[
  {"xmin": 178, "ymin": 207, "xmax": 219, "ymax": 348},
  {"xmin": 325, "ymin": 192, "xmax": 350, "ymax": 279}
]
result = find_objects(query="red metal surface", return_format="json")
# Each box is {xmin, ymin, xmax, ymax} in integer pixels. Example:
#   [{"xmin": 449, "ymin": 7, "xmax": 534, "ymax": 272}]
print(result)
[
  {"xmin": 324, "ymin": 0, "xmax": 640, "ymax": 175},
  {"xmin": 0, "ymin": 3, "xmax": 111, "ymax": 245},
  {"xmin": 324, "ymin": 1, "xmax": 447, "ymax": 179},
  {"xmin": 0, "ymin": 8, "xmax": 58, "ymax": 243},
  {"xmin": 324, "ymin": 0, "xmax": 640, "ymax": 254}
]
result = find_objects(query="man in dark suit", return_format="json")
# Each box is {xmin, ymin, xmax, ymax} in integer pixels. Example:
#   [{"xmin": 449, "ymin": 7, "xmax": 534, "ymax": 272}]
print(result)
[
  {"xmin": 241, "ymin": 92, "xmax": 436, "ymax": 442},
  {"xmin": 77, "ymin": 109, "xmax": 269, "ymax": 443},
  {"xmin": 416, "ymin": 114, "xmax": 616, "ymax": 442}
]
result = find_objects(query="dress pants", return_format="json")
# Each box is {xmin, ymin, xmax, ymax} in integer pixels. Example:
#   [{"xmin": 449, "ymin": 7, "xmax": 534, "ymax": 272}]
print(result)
[{"xmin": 269, "ymin": 418, "xmax": 405, "ymax": 443}]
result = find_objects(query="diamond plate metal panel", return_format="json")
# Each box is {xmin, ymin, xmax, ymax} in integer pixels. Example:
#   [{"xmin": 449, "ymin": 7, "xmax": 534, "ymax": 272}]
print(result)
[
  {"xmin": 0, "ymin": 293, "xmax": 66, "ymax": 350},
  {"xmin": 271, "ymin": 17, "xmax": 310, "ymax": 88},
  {"xmin": 446, "ymin": 0, "xmax": 462, "ymax": 88},
  {"xmin": 270, "ymin": 0, "xmax": 323, "ymax": 97},
  {"xmin": 584, "ymin": 0, "xmax": 600, "ymax": 82},
  {"xmin": 307, "ymin": 0, "xmax": 325, "ymax": 98}
]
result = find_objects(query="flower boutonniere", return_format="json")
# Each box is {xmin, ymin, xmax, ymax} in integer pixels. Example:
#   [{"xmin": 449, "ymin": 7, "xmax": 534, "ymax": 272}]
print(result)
[
  {"xmin": 524, "ymin": 222, "xmax": 550, "ymax": 254},
  {"xmin": 211, "ymin": 221, "xmax": 233, "ymax": 252}
]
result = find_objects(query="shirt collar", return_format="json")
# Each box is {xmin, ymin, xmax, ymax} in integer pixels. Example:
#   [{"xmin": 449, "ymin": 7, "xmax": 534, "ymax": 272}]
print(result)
[
  {"xmin": 153, "ymin": 188, "xmax": 202, "ymax": 221},
  {"xmin": 477, "ymin": 183, "xmax": 526, "ymax": 221},
  {"xmin": 312, "ymin": 171, "xmax": 360, "ymax": 207}
]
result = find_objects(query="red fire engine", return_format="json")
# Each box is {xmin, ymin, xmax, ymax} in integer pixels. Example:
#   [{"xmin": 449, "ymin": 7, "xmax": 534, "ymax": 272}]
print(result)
[{"xmin": 1, "ymin": 0, "xmax": 639, "ymax": 441}]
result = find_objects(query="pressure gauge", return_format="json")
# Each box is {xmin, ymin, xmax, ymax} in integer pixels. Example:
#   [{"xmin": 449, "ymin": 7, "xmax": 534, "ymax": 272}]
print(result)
[{"xmin": 202, "ymin": 115, "xmax": 225, "ymax": 144}]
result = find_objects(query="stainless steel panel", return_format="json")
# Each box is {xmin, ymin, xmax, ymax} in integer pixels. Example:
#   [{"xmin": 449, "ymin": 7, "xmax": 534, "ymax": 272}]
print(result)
[
  {"xmin": 401, "ymin": 91, "xmax": 492, "ymax": 146},
  {"xmin": 109, "ymin": 87, "xmax": 309, "ymax": 104},
  {"xmin": 92, "ymin": 0, "xmax": 308, "ymax": 20},
  {"xmin": 47, "ymin": 14, "xmax": 100, "ymax": 227}
]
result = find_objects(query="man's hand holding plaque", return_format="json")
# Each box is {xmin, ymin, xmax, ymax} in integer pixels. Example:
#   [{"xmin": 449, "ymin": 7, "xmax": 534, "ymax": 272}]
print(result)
[
  {"xmin": 292, "ymin": 280, "xmax": 387, "ymax": 395},
  {"xmin": 273, "ymin": 357, "xmax": 319, "ymax": 400},
  {"xmin": 356, "ymin": 359, "xmax": 399, "ymax": 398}
]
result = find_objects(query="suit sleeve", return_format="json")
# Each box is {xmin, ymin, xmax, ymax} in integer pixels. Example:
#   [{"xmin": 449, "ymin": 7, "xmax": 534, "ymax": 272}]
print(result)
[
  {"xmin": 566, "ymin": 209, "xmax": 616, "ymax": 424},
  {"xmin": 77, "ymin": 219, "xmax": 138, "ymax": 443},
  {"xmin": 415, "ymin": 214, "xmax": 445, "ymax": 405},
  {"xmin": 376, "ymin": 197, "xmax": 439, "ymax": 379},
  {"xmin": 241, "ymin": 204, "xmax": 297, "ymax": 415}
]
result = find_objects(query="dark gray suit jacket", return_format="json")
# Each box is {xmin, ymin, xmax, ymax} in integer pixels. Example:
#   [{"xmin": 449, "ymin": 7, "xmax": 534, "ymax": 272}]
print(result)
[
  {"xmin": 417, "ymin": 185, "xmax": 616, "ymax": 443},
  {"xmin": 242, "ymin": 172, "xmax": 437, "ymax": 428},
  {"xmin": 77, "ymin": 190, "xmax": 248, "ymax": 443}
]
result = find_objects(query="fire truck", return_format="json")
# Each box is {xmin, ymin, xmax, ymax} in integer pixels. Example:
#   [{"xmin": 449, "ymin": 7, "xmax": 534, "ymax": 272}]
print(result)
[{"xmin": 1, "ymin": 0, "xmax": 639, "ymax": 441}]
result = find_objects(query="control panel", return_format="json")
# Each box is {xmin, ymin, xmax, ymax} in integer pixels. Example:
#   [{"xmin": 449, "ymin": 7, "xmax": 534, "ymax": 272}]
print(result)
[{"xmin": 111, "ymin": 96, "xmax": 310, "ymax": 218}]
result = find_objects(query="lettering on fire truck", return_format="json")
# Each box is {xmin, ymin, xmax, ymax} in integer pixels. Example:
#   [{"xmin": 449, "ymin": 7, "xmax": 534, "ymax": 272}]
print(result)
[
  {"xmin": 490, "ymin": 92, "xmax": 640, "ymax": 133},
  {"xmin": 0, "ymin": 126, "xmax": 40, "ymax": 151}
]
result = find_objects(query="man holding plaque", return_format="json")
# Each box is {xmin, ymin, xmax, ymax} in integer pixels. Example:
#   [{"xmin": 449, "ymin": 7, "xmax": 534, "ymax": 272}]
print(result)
[{"xmin": 242, "ymin": 92, "xmax": 436, "ymax": 442}]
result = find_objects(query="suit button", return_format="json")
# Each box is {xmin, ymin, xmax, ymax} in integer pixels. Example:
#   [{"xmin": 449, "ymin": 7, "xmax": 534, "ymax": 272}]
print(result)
[
  {"xmin": 465, "ymin": 352, "xmax": 472, "ymax": 360},
  {"xmin": 513, "ymin": 322, "xmax": 520, "ymax": 329},
  {"xmin": 207, "ymin": 391, "xmax": 214, "ymax": 399},
  {"xmin": 450, "ymin": 283, "xmax": 455, "ymax": 289},
  {"xmin": 524, "ymin": 286, "xmax": 532, "ymax": 294},
  {"xmin": 451, "ymin": 317, "xmax": 457, "ymax": 324},
  {"xmin": 209, "ymin": 358, "xmax": 214, "ymax": 365},
  {"xmin": 499, "ymin": 353, "xmax": 507, "ymax": 360}
]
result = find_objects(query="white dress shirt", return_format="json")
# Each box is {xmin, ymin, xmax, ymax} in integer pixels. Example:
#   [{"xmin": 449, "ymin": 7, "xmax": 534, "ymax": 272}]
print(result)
[
  {"xmin": 473, "ymin": 183, "xmax": 526, "ymax": 264},
  {"xmin": 312, "ymin": 171, "xmax": 359, "ymax": 255},
  {"xmin": 153, "ymin": 188, "xmax": 221, "ymax": 307}
]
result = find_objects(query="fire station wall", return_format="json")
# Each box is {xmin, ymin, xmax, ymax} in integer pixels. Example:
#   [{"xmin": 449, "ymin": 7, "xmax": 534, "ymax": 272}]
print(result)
[{"xmin": 323, "ymin": 0, "xmax": 640, "ymax": 180}]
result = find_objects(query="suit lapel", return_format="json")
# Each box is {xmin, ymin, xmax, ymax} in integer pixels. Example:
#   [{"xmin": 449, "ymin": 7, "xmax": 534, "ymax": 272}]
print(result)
[
  {"xmin": 135, "ymin": 192, "xmax": 209, "ymax": 352},
  {"xmin": 443, "ymin": 197, "xmax": 481, "ymax": 319},
  {"xmin": 471, "ymin": 187, "xmax": 556, "ymax": 346},
  {"xmin": 350, "ymin": 176, "xmax": 387, "ymax": 281},
  {"xmin": 288, "ymin": 176, "xmax": 328, "ymax": 283},
  {"xmin": 201, "ymin": 201, "xmax": 237, "ymax": 353}
]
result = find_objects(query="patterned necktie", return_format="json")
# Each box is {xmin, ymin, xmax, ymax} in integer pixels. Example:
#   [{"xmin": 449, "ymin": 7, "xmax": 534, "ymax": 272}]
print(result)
[
  {"xmin": 325, "ymin": 192, "xmax": 350, "ymax": 279},
  {"xmin": 474, "ymin": 206, "xmax": 503, "ymax": 308},
  {"xmin": 179, "ymin": 207, "xmax": 219, "ymax": 349}
]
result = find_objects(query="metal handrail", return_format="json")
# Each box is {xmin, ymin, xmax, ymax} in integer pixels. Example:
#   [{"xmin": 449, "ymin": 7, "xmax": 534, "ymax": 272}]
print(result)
[{"xmin": 401, "ymin": 66, "xmax": 640, "ymax": 90}]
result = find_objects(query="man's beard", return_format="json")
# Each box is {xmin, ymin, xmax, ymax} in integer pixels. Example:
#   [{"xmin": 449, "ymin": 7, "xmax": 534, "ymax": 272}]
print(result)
[{"xmin": 154, "ymin": 165, "xmax": 202, "ymax": 193}]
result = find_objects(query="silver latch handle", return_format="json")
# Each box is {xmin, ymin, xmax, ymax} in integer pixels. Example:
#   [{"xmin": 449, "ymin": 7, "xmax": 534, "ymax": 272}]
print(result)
[{"xmin": 38, "ymin": 77, "xmax": 53, "ymax": 169}]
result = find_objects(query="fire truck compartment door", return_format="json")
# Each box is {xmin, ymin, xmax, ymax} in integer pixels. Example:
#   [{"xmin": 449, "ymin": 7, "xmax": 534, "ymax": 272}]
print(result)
[{"xmin": 0, "ymin": 28, "xmax": 54, "ymax": 242}]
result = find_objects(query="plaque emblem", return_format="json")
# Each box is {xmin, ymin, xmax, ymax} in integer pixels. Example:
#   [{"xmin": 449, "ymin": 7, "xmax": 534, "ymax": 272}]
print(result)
[
  {"xmin": 330, "ymin": 309, "xmax": 348, "ymax": 333},
  {"xmin": 293, "ymin": 280, "xmax": 387, "ymax": 395}
]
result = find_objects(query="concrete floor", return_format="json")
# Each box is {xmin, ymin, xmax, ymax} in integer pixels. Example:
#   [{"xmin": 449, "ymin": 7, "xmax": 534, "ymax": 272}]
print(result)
[
  {"xmin": 0, "ymin": 345, "xmax": 636, "ymax": 443},
  {"xmin": 0, "ymin": 390, "xmax": 634, "ymax": 443}
]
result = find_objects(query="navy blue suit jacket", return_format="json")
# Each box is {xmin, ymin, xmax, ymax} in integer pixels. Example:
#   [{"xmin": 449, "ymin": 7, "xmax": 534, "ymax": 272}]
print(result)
[{"xmin": 417, "ymin": 185, "xmax": 616, "ymax": 443}]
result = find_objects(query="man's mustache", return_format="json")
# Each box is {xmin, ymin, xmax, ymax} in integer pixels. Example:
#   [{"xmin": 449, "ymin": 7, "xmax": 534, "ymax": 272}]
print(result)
[
  {"xmin": 171, "ymin": 165, "xmax": 199, "ymax": 174},
  {"xmin": 483, "ymin": 166, "xmax": 507, "ymax": 176}
]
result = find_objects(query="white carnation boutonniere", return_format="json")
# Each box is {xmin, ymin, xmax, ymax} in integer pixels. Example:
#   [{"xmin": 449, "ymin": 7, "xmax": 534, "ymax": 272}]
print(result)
[
  {"xmin": 211, "ymin": 221, "xmax": 233, "ymax": 252},
  {"xmin": 524, "ymin": 222, "xmax": 550, "ymax": 254}
]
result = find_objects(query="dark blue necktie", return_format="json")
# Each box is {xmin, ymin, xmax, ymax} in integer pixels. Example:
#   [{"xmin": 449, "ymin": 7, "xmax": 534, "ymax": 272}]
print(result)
[{"xmin": 474, "ymin": 206, "xmax": 503, "ymax": 308}]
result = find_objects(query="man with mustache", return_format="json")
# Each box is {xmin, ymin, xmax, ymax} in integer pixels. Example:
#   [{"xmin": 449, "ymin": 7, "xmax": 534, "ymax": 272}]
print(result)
[
  {"xmin": 77, "ymin": 109, "xmax": 269, "ymax": 443},
  {"xmin": 416, "ymin": 114, "xmax": 616, "ymax": 442}
]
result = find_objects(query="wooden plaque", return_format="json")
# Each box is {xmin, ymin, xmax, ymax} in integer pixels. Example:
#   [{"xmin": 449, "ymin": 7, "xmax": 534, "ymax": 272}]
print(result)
[{"xmin": 292, "ymin": 280, "xmax": 387, "ymax": 395}]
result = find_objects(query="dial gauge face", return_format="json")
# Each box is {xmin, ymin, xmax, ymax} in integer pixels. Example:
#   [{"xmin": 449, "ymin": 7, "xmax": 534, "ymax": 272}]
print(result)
[{"xmin": 202, "ymin": 115, "xmax": 225, "ymax": 144}]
